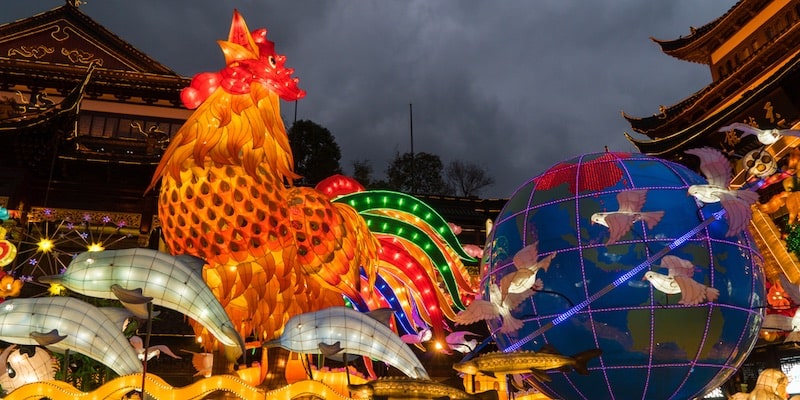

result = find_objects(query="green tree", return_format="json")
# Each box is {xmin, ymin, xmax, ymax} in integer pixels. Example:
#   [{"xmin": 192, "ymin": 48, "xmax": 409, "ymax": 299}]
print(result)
[
  {"xmin": 446, "ymin": 160, "xmax": 494, "ymax": 197},
  {"xmin": 385, "ymin": 152, "xmax": 452, "ymax": 195},
  {"xmin": 288, "ymin": 120, "xmax": 342, "ymax": 186},
  {"xmin": 352, "ymin": 159, "xmax": 374, "ymax": 187}
]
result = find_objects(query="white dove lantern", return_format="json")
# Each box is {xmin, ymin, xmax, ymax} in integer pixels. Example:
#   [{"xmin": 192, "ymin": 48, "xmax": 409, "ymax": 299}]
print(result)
[
  {"xmin": 454, "ymin": 282, "xmax": 533, "ymax": 334},
  {"xmin": 643, "ymin": 255, "xmax": 720, "ymax": 305},
  {"xmin": 181, "ymin": 350, "xmax": 213, "ymax": 378},
  {"xmin": 590, "ymin": 189, "xmax": 664, "ymax": 245},
  {"xmin": 685, "ymin": 147, "xmax": 760, "ymax": 237},
  {"xmin": 401, "ymin": 327, "xmax": 433, "ymax": 351},
  {"xmin": 129, "ymin": 336, "xmax": 181, "ymax": 362},
  {"xmin": 497, "ymin": 242, "xmax": 554, "ymax": 299},
  {"xmin": 446, "ymin": 331, "xmax": 479, "ymax": 353},
  {"xmin": 719, "ymin": 122, "xmax": 800, "ymax": 146}
]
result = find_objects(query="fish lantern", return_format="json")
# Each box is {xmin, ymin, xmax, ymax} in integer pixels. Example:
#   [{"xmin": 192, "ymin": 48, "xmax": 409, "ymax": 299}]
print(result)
[{"xmin": 0, "ymin": 345, "xmax": 56, "ymax": 393}]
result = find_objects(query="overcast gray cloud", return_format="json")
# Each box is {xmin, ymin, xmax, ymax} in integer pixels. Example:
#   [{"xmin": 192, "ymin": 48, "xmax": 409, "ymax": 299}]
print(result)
[{"xmin": 3, "ymin": 1, "xmax": 736, "ymax": 198}]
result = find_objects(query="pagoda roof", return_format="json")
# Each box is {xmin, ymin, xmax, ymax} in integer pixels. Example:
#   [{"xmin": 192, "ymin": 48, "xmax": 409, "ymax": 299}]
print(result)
[
  {"xmin": 650, "ymin": 0, "xmax": 767, "ymax": 64},
  {"xmin": 624, "ymin": 47, "xmax": 800, "ymax": 158},
  {"xmin": 0, "ymin": 2, "xmax": 176, "ymax": 74},
  {"xmin": 621, "ymin": 84, "xmax": 715, "ymax": 137},
  {"xmin": 624, "ymin": 15, "xmax": 800, "ymax": 138},
  {"xmin": 0, "ymin": 63, "xmax": 94, "ymax": 132},
  {"xmin": 0, "ymin": 2, "xmax": 189, "ymax": 104}
]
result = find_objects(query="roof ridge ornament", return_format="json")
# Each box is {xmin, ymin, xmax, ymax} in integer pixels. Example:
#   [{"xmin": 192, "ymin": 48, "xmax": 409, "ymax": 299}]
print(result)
[{"xmin": 66, "ymin": 0, "xmax": 86, "ymax": 8}]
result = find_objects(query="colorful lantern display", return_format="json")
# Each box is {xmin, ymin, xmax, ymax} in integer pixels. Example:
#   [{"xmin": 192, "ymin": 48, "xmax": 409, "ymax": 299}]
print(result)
[
  {"xmin": 40, "ymin": 248, "xmax": 245, "ymax": 358},
  {"xmin": 482, "ymin": 152, "xmax": 763, "ymax": 399},
  {"xmin": 0, "ymin": 345, "xmax": 56, "ymax": 393},
  {"xmin": 145, "ymin": 10, "xmax": 477, "ymax": 354},
  {"xmin": 0, "ymin": 297, "xmax": 142, "ymax": 377}
]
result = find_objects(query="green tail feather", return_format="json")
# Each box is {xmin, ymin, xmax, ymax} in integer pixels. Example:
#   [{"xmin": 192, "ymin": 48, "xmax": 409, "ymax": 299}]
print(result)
[{"xmin": 335, "ymin": 190, "xmax": 478, "ymax": 262}]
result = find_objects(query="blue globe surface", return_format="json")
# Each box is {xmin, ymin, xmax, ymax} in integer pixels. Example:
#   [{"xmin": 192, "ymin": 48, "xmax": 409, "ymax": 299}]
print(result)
[{"xmin": 483, "ymin": 152, "xmax": 764, "ymax": 400}]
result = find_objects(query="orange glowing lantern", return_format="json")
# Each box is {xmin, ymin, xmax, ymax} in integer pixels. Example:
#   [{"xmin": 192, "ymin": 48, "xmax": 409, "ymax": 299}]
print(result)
[
  {"xmin": 767, "ymin": 280, "xmax": 793, "ymax": 311},
  {"xmin": 760, "ymin": 330, "xmax": 781, "ymax": 342}
]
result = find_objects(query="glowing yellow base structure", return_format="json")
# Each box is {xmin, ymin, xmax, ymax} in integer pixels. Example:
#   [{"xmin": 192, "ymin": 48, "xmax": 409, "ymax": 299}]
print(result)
[
  {"xmin": 2, "ymin": 372, "xmax": 554, "ymax": 400},
  {"xmin": 3, "ymin": 374, "xmax": 356, "ymax": 400}
]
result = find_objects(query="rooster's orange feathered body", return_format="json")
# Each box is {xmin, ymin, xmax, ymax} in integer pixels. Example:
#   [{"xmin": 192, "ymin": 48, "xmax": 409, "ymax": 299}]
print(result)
[{"xmin": 148, "ymin": 11, "xmax": 475, "ymax": 354}]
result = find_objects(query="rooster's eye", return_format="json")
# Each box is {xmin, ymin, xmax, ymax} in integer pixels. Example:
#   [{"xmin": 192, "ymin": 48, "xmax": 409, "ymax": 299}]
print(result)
[{"xmin": 268, "ymin": 56, "xmax": 277, "ymax": 68}]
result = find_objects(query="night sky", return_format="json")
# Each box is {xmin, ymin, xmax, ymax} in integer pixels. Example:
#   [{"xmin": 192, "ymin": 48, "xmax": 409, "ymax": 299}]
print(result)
[{"xmin": 3, "ymin": 1, "xmax": 737, "ymax": 198}]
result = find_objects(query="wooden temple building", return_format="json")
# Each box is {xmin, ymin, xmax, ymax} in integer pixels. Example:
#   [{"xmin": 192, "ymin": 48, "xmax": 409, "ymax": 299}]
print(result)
[
  {"xmin": 0, "ymin": 1, "xmax": 192, "ymax": 243},
  {"xmin": 623, "ymin": 0, "xmax": 800, "ymax": 394},
  {"xmin": 0, "ymin": 1, "xmax": 501, "ymax": 250}
]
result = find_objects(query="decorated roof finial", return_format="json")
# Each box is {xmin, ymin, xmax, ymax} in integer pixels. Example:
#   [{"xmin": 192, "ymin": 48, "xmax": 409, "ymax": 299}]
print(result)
[{"xmin": 66, "ymin": 0, "xmax": 86, "ymax": 8}]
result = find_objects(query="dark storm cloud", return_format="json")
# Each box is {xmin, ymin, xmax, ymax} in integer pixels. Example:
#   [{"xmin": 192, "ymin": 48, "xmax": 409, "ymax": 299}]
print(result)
[{"xmin": 4, "ymin": 1, "xmax": 736, "ymax": 198}]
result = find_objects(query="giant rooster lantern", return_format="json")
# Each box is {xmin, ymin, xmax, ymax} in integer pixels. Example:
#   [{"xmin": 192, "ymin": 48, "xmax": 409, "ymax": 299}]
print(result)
[{"xmin": 146, "ymin": 10, "xmax": 477, "ymax": 373}]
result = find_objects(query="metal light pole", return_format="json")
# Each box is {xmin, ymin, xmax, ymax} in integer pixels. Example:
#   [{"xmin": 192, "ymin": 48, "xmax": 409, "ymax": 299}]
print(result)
[{"xmin": 409, "ymin": 103, "xmax": 415, "ymax": 193}]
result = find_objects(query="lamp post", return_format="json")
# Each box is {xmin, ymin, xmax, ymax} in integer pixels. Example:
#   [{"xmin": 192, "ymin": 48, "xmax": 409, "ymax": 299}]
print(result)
[
  {"xmin": 409, "ymin": 103, "xmax": 415, "ymax": 194},
  {"xmin": 111, "ymin": 284, "xmax": 154, "ymax": 399},
  {"xmin": 140, "ymin": 301, "xmax": 153, "ymax": 399}
]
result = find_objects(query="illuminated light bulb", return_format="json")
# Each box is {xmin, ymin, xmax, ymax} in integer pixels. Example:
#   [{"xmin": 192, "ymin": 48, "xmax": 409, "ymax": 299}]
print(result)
[
  {"xmin": 87, "ymin": 243, "xmax": 105, "ymax": 252},
  {"xmin": 434, "ymin": 341, "xmax": 443, "ymax": 350},
  {"xmin": 37, "ymin": 238, "xmax": 54, "ymax": 253},
  {"xmin": 47, "ymin": 283, "xmax": 66, "ymax": 296},
  {"xmin": 197, "ymin": 336, "xmax": 203, "ymax": 344}
]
